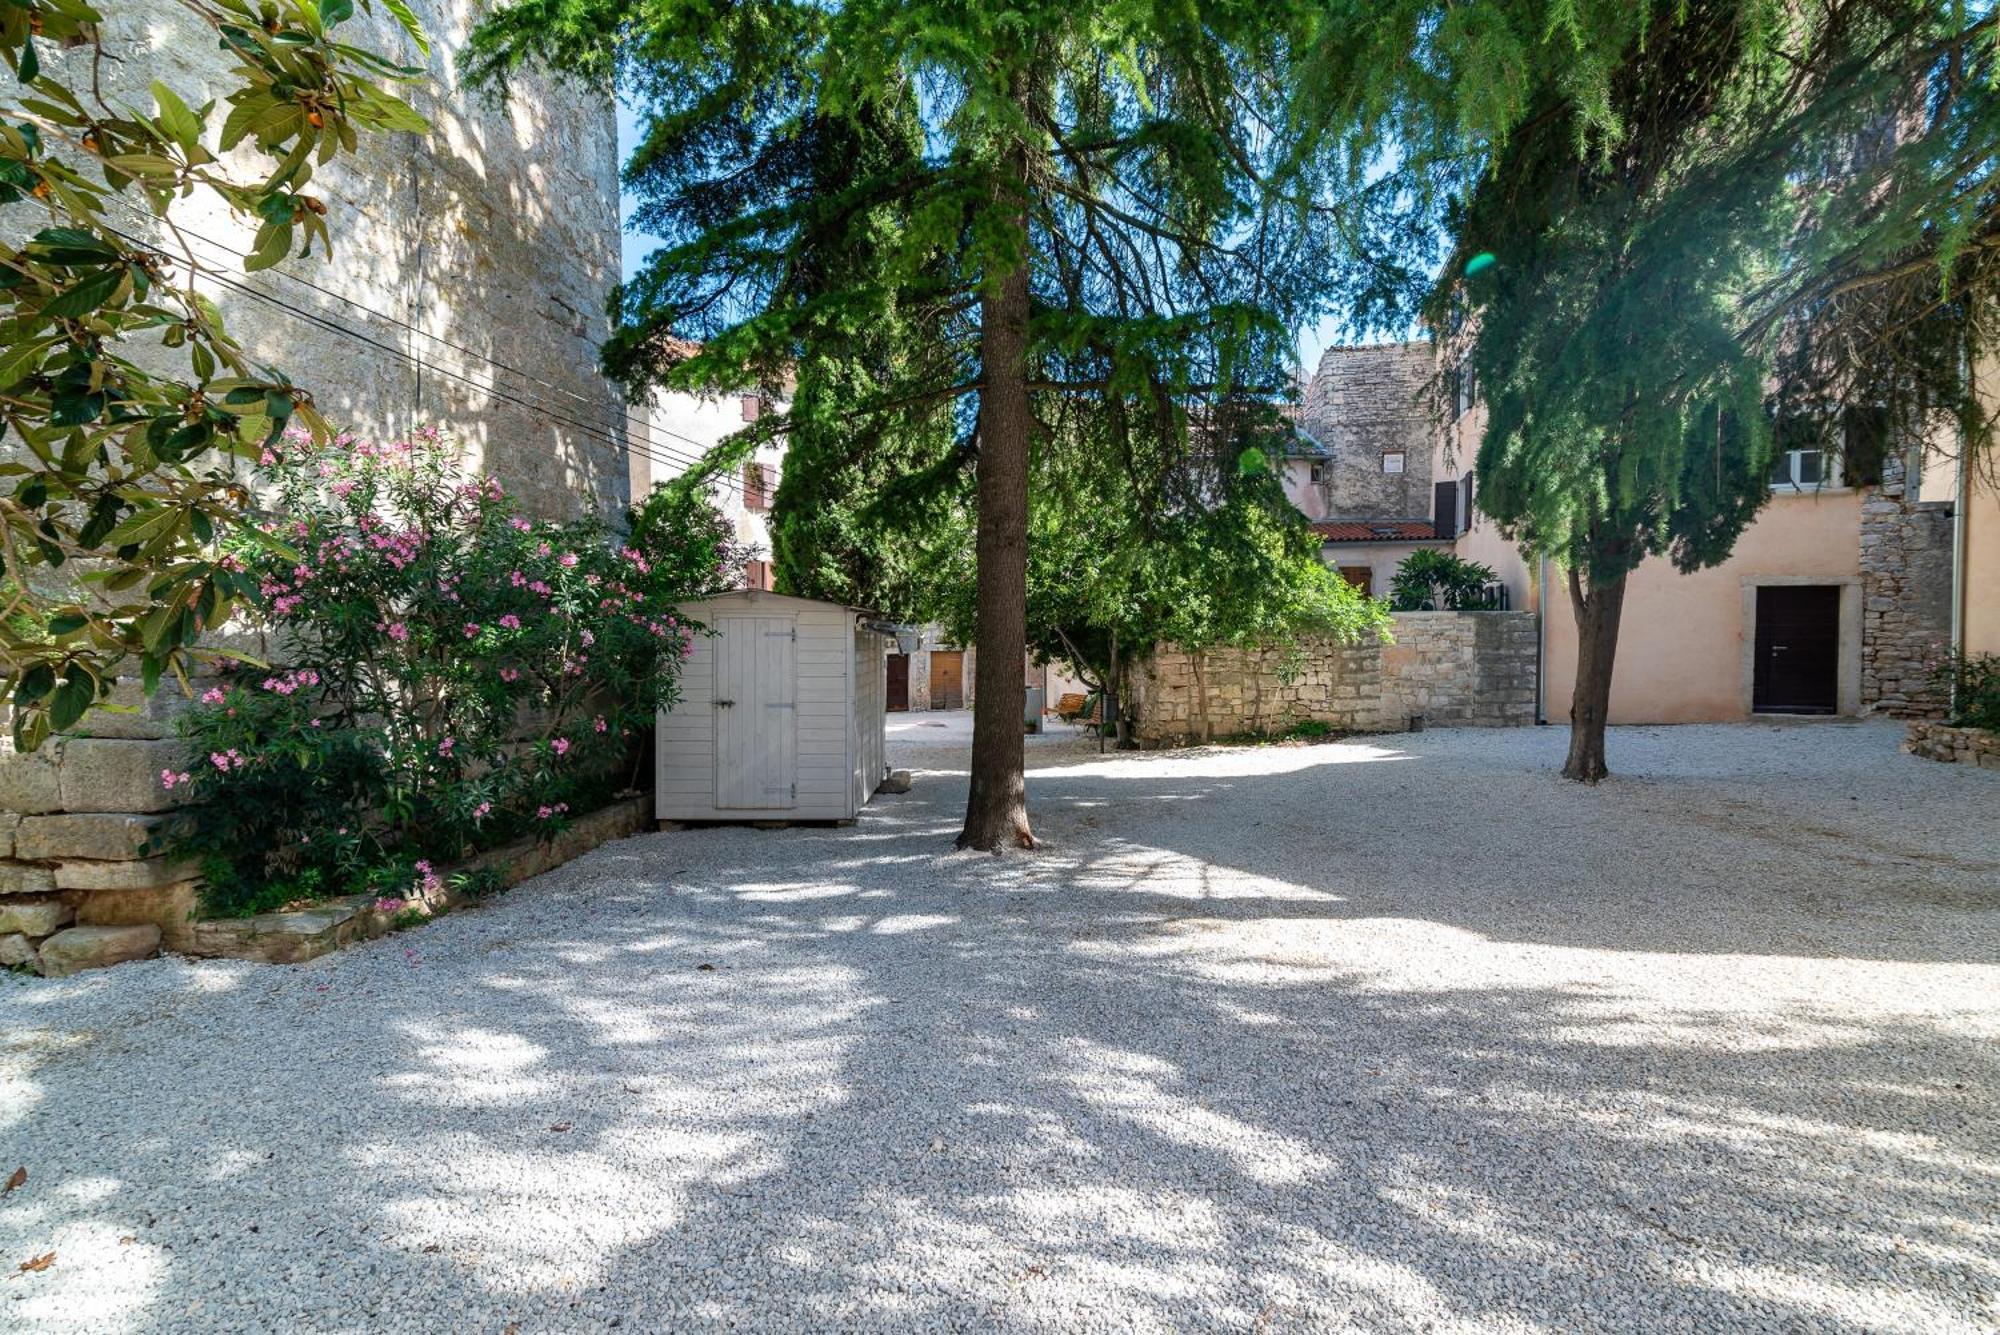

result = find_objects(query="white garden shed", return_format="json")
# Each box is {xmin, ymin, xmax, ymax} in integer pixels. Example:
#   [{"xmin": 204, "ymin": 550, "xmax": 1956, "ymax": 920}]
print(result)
[{"xmin": 656, "ymin": 591, "xmax": 892, "ymax": 823}]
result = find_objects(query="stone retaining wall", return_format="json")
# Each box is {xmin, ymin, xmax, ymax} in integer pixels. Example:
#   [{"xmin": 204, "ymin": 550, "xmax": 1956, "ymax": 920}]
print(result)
[
  {"xmin": 1129, "ymin": 611, "xmax": 1538, "ymax": 747},
  {"xmin": 1904, "ymin": 721, "xmax": 2000, "ymax": 768},
  {"xmin": 0, "ymin": 679, "xmax": 214, "ymax": 974}
]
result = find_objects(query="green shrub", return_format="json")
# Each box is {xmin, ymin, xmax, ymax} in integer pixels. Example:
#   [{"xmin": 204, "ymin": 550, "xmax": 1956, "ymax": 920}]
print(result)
[
  {"xmin": 1388, "ymin": 549, "xmax": 1500, "ymax": 611},
  {"xmin": 1932, "ymin": 648, "xmax": 2000, "ymax": 731},
  {"xmin": 167, "ymin": 427, "xmax": 743, "ymax": 916}
]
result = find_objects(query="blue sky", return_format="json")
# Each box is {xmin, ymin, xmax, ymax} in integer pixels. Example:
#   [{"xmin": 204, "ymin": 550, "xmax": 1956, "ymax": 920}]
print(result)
[{"xmin": 616, "ymin": 105, "xmax": 1361, "ymax": 383}]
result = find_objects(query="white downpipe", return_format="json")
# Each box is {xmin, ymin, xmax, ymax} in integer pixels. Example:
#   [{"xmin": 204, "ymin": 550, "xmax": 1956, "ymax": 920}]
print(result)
[{"xmin": 1535, "ymin": 554, "xmax": 1551, "ymax": 725}]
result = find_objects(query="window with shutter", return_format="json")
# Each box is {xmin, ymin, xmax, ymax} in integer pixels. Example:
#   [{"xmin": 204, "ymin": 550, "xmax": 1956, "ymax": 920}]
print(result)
[
  {"xmin": 743, "ymin": 461, "xmax": 767, "ymax": 510},
  {"xmin": 1433, "ymin": 480, "xmax": 1459, "ymax": 539}
]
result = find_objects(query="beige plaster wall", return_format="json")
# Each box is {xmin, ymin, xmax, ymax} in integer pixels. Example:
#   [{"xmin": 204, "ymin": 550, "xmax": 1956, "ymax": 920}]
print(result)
[
  {"xmin": 1542, "ymin": 490, "xmax": 1865, "ymax": 724},
  {"xmin": 1966, "ymin": 471, "xmax": 2000, "ymax": 659},
  {"xmin": 1431, "ymin": 400, "xmax": 1541, "ymax": 613}
]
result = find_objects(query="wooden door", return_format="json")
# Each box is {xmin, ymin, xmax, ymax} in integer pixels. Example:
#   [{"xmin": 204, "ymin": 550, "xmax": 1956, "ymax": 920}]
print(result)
[
  {"xmin": 885, "ymin": 653, "xmax": 910, "ymax": 712},
  {"xmin": 1753, "ymin": 586, "xmax": 1840, "ymax": 715},
  {"xmin": 931, "ymin": 650, "xmax": 964, "ymax": 710},
  {"xmin": 714, "ymin": 615, "xmax": 797, "ymax": 807}
]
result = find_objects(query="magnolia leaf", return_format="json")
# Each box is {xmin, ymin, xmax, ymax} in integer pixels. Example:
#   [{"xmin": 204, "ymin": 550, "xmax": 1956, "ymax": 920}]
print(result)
[
  {"xmin": 41, "ymin": 268, "xmax": 123, "ymax": 319},
  {"xmin": 375, "ymin": 0, "xmax": 430, "ymax": 56},
  {"xmin": 150, "ymin": 81, "xmax": 202, "ymax": 150}
]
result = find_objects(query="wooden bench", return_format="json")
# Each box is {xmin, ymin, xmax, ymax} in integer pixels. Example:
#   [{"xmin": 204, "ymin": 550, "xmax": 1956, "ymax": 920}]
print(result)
[{"xmin": 1055, "ymin": 692, "xmax": 1104, "ymax": 731}]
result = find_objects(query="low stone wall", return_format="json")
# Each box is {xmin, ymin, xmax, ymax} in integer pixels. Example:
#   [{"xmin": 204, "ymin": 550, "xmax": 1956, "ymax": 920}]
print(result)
[
  {"xmin": 1129, "ymin": 611, "xmax": 1538, "ymax": 747},
  {"xmin": 1905, "ymin": 721, "xmax": 2000, "ymax": 768},
  {"xmin": 0, "ymin": 681, "xmax": 203, "ymax": 975}
]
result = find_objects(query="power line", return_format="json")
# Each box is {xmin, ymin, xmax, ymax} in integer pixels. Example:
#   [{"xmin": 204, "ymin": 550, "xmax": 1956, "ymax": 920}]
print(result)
[{"xmin": 98, "ymin": 218, "xmax": 747, "ymax": 493}]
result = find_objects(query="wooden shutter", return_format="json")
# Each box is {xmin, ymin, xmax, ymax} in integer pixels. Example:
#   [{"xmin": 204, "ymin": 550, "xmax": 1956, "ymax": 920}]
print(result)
[{"xmin": 1433, "ymin": 481, "xmax": 1459, "ymax": 539}]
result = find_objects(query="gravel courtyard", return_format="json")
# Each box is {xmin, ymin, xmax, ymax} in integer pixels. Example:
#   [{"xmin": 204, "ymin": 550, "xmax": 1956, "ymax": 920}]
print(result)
[{"xmin": 3, "ymin": 718, "xmax": 1996, "ymax": 1332}]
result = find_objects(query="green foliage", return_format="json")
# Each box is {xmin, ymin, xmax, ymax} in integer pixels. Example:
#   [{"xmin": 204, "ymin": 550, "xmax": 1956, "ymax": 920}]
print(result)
[
  {"xmin": 1389, "ymin": 549, "xmax": 1498, "ymax": 611},
  {"xmin": 467, "ymin": 0, "xmax": 1364, "ymax": 670},
  {"xmin": 0, "ymin": 0, "xmax": 429, "ymax": 750},
  {"xmin": 1298, "ymin": 2, "xmax": 1998, "ymax": 594},
  {"xmin": 949, "ymin": 406, "xmax": 1391, "ymax": 700},
  {"xmin": 626, "ymin": 471, "xmax": 755, "ymax": 600},
  {"xmin": 167, "ymin": 428, "xmax": 725, "ymax": 916},
  {"xmin": 1933, "ymin": 649, "xmax": 2000, "ymax": 732}
]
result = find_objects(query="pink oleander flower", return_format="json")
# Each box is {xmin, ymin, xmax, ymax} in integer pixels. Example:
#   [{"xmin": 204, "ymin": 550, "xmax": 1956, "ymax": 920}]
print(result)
[
  {"xmin": 499, "ymin": 667, "xmax": 520, "ymax": 682},
  {"xmin": 579, "ymin": 629, "xmax": 595, "ymax": 647},
  {"xmin": 472, "ymin": 801, "xmax": 492, "ymax": 820},
  {"xmin": 499, "ymin": 614, "xmax": 521, "ymax": 630},
  {"xmin": 530, "ymin": 581, "xmax": 551, "ymax": 596},
  {"xmin": 463, "ymin": 622, "xmax": 482, "ymax": 639},
  {"xmin": 385, "ymin": 622, "xmax": 410, "ymax": 642},
  {"xmin": 551, "ymin": 737, "xmax": 571, "ymax": 756},
  {"xmin": 509, "ymin": 516, "xmax": 533, "ymax": 532},
  {"xmin": 159, "ymin": 768, "xmax": 192, "ymax": 790},
  {"xmin": 537, "ymin": 805, "xmax": 554, "ymax": 820},
  {"xmin": 309, "ymin": 719, "xmax": 322, "ymax": 728},
  {"xmin": 509, "ymin": 570, "xmax": 527, "ymax": 587},
  {"xmin": 438, "ymin": 736, "xmax": 455, "ymax": 756},
  {"xmin": 558, "ymin": 553, "xmax": 578, "ymax": 568},
  {"xmin": 593, "ymin": 716, "xmax": 608, "ymax": 734},
  {"xmin": 201, "ymin": 687, "xmax": 226, "ymax": 705}
]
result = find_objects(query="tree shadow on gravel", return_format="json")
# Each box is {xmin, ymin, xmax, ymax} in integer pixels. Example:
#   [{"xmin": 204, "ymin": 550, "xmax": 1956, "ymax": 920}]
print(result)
[{"xmin": 4, "ymin": 723, "xmax": 1996, "ymax": 1330}]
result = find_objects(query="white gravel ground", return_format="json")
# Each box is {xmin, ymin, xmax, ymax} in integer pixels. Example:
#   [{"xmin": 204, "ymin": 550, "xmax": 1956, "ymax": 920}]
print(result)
[{"xmin": 3, "ymin": 718, "xmax": 1997, "ymax": 1333}]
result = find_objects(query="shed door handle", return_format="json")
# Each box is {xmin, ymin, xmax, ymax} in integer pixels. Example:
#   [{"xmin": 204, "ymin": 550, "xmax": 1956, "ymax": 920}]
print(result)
[{"xmin": 715, "ymin": 699, "xmax": 734, "ymax": 708}]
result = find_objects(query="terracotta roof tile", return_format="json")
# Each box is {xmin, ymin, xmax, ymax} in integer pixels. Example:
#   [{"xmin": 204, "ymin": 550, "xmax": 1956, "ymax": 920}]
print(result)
[{"xmin": 1309, "ymin": 520, "xmax": 1439, "ymax": 542}]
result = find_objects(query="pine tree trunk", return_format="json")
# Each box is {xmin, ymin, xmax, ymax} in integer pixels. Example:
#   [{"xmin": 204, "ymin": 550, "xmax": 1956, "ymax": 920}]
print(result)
[
  {"xmin": 956, "ymin": 135, "xmax": 1036, "ymax": 852},
  {"xmin": 1562, "ymin": 566, "xmax": 1628, "ymax": 783}
]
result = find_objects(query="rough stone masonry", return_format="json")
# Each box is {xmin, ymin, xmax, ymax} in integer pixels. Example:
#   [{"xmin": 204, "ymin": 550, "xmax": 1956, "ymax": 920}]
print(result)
[
  {"xmin": 0, "ymin": 2, "xmax": 626, "ymax": 974},
  {"xmin": 1860, "ymin": 451, "xmax": 1956, "ymax": 717},
  {"xmin": 1128, "ymin": 611, "xmax": 1539, "ymax": 747}
]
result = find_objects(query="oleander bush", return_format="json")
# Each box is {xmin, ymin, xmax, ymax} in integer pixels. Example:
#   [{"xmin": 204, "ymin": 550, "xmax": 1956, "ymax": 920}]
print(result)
[{"xmin": 168, "ymin": 427, "xmax": 746, "ymax": 915}]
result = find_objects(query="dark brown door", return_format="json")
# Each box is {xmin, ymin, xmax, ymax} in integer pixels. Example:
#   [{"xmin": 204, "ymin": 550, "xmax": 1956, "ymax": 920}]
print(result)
[
  {"xmin": 1754, "ymin": 586, "xmax": 1840, "ymax": 714},
  {"xmin": 931, "ymin": 650, "xmax": 964, "ymax": 710},
  {"xmin": 1338, "ymin": 566, "xmax": 1372, "ymax": 596},
  {"xmin": 885, "ymin": 653, "xmax": 910, "ymax": 712}
]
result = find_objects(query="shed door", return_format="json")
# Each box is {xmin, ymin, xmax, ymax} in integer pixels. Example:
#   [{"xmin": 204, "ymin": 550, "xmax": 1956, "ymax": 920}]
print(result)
[
  {"xmin": 1753, "ymin": 586, "xmax": 1840, "ymax": 715},
  {"xmin": 715, "ymin": 615, "xmax": 797, "ymax": 808},
  {"xmin": 886, "ymin": 653, "xmax": 910, "ymax": 712}
]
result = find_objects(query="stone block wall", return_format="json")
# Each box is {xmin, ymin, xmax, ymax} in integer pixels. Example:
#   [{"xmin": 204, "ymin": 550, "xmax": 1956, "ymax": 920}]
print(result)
[
  {"xmin": 1904, "ymin": 721, "xmax": 1999, "ymax": 768},
  {"xmin": 1298, "ymin": 343, "xmax": 1438, "ymax": 520},
  {"xmin": 1128, "ymin": 611, "xmax": 1538, "ymax": 747},
  {"xmin": 1861, "ymin": 452, "xmax": 1956, "ymax": 716},
  {"xmin": 0, "ymin": 685, "xmax": 205, "ymax": 973}
]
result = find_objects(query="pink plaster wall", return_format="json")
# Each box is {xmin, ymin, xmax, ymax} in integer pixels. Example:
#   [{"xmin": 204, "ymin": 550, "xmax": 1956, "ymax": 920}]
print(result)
[
  {"xmin": 1965, "ymin": 470, "xmax": 2000, "ymax": 659},
  {"xmin": 1541, "ymin": 490, "xmax": 1864, "ymax": 724}
]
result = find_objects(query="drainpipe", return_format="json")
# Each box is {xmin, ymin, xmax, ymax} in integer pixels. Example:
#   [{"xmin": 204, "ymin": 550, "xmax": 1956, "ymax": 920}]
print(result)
[
  {"xmin": 1535, "ymin": 554, "xmax": 1550, "ymax": 725},
  {"xmin": 1952, "ymin": 437, "xmax": 1970, "ymax": 677}
]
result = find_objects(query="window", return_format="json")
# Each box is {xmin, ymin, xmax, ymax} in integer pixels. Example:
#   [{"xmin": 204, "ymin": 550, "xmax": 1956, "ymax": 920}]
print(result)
[
  {"xmin": 740, "ymin": 394, "xmax": 761, "ymax": 422},
  {"xmin": 1770, "ymin": 445, "xmax": 1840, "ymax": 490},
  {"xmin": 1381, "ymin": 451, "xmax": 1406, "ymax": 475},
  {"xmin": 1338, "ymin": 566, "xmax": 1373, "ymax": 595},
  {"xmin": 742, "ymin": 559, "xmax": 772, "ymax": 590},
  {"xmin": 743, "ymin": 461, "xmax": 768, "ymax": 510},
  {"xmin": 1308, "ymin": 462, "xmax": 1325, "ymax": 484}
]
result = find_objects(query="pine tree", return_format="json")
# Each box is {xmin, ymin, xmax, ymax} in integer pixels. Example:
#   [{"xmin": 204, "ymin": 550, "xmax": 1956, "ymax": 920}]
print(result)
[
  {"xmin": 468, "ymin": 0, "xmax": 1348, "ymax": 846},
  {"xmin": 1298, "ymin": 1, "xmax": 1998, "ymax": 779}
]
